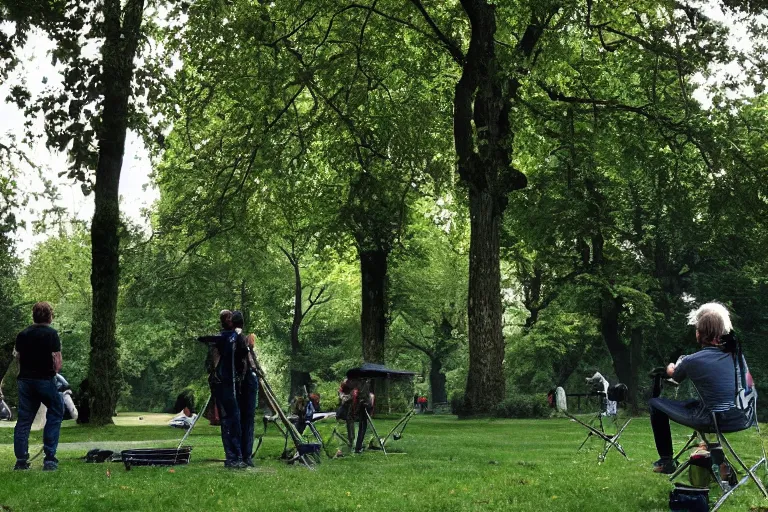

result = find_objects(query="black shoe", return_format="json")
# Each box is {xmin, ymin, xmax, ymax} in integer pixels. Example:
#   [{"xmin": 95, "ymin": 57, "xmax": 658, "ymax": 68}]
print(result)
[
  {"xmin": 243, "ymin": 458, "xmax": 255, "ymax": 468},
  {"xmin": 224, "ymin": 460, "xmax": 247, "ymax": 469},
  {"xmin": 652, "ymin": 458, "xmax": 678, "ymax": 474},
  {"xmin": 43, "ymin": 460, "xmax": 58, "ymax": 472},
  {"xmin": 13, "ymin": 461, "xmax": 30, "ymax": 471}
]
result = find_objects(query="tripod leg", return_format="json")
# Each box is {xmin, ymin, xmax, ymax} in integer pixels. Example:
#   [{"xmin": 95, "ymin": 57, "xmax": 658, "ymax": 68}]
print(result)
[
  {"xmin": 365, "ymin": 410, "xmax": 387, "ymax": 456},
  {"xmin": 578, "ymin": 431, "xmax": 594, "ymax": 452},
  {"xmin": 176, "ymin": 394, "xmax": 211, "ymax": 451},
  {"xmin": 601, "ymin": 418, "xmax": 632, "ymax": 461}
]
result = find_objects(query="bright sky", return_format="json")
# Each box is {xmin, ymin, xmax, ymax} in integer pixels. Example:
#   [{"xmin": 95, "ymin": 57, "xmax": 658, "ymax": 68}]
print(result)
[
  {"xmin": 0, "ymin": 4, "xmax": 756, "ymax": 260},
  {"xmin": 1, "ymin": 29, "xmax": 158, "ymax": 260}
]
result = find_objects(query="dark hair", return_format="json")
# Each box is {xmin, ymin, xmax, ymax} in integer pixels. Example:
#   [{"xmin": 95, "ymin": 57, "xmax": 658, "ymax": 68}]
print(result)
[
  {"xmin": 32, "ymin": 301, "xmax": 54, "ymax": 324},
  {"xmin": 219, "ymin": 310, "xmax": 233, "ymax": 329},
  {"xmin": 232, "ymin": 310, "xmax": 244, "ymax": 329}
]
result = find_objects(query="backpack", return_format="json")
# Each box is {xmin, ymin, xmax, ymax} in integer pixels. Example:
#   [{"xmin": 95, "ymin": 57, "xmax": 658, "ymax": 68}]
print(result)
[{"xmin": 669, "ymin": 484, "xmax": 708, "ymax": 511}]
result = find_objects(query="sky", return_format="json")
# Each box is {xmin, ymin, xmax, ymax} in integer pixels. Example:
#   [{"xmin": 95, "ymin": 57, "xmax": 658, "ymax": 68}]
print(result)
[
  {"xmin": 0, "ymin": 4, "xmax": 756, "ymax": 260},
  {"xmin": 1, "ymin": 29, "xmax": 158, "ymax": 260}
]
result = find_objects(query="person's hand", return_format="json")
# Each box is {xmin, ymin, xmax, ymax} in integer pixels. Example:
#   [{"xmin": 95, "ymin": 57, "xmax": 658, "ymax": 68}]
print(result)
[
  {"xmin": 666, "ymin": 363, "xmax": 676, "ymax": 377},
  {"xmin": 247, "ymin": 333, "xmax": 255, "ymax": 348}
]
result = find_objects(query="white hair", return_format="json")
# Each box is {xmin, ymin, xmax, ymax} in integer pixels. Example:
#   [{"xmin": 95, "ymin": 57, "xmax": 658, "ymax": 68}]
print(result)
[{"xmin": 687, "ymin": 302, "xmax": 732, "ymax": 334}]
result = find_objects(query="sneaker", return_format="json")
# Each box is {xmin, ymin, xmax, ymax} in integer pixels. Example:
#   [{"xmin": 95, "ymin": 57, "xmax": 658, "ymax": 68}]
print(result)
[
  {"xmin": 43, "ymin": 460, "xmax": 58, "ymax": 472},
  {"xmin": 652, "ymin": 458, "xmax": 678, "ymax": 474},
  {"xmin": 224, "ymin": 460, "xmax": 247, "ymax": 469},
  {"xmin": 243, "ymin": 458, "xmax": 255, "ymax": 468},
  {"xmin": 13, "ymin": 461, "xmax": 30, "ymax": 471}
]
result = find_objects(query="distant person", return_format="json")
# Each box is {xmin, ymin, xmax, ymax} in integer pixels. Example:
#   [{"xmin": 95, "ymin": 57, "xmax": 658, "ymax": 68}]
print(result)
[
  {"xmin": 173, "ymin": 389, "xmax": 196, "ymax": 417},
  {"xmin": 37, "ymin": 373, "xmax": 79, "ymax": 428},
  {"xmin": 337, "ymin": 379, "xmax": 355, "ymax": 448},
  {"xmin": 232, "ymin": 310, "xmax": 258, "ymax": 467},
  {"xmin": 76, "ymin": 379, "xmax": 91, "ymax": 424},
  {"xmin": 55, "ymin": 374, "xmax": 78, "ymax": 422},
  {"xmin": 354, "ymin": 379, "xmax": 374, "ymax": 454},
  {"xmin": 13, "ymin": 302, "xmax": 64, "ymax": 471}
]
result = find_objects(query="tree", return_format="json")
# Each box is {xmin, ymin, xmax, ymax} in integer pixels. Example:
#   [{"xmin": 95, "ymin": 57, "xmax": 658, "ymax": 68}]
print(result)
[
  {"xmin": 153, "ymin": 0, "xmax": 454, "ymax": 368},
  {"xmin": 1, "ymin": 0, "xmax": 152, "ymax": 423},
  {"xmin": 390, "ymin": 202, "xmax": 468, "ymax": 404}
]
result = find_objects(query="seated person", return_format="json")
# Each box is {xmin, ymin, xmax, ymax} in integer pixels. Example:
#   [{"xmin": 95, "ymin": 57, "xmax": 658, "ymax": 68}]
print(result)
[{"xmin": 649, "ymin": 302, "xmax": 754, "ymax": 474}]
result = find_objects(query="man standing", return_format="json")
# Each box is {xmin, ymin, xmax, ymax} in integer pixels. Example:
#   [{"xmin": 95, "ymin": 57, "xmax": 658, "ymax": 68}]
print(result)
[
  {"xmin": 232, "ymin": 310, "xmax": 258, "ymax": 467},
  {"xmin": 13, "ymin": 302, "xmax": 64, "ymax": 471},
  {"xmin": 208, "ymin": 310, "xmax": 246, "ymax": 468}
]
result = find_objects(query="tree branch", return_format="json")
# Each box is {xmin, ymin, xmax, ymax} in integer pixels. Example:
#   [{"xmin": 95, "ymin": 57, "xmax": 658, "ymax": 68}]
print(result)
[
  {"xmin": 401, "ymin": 335, "xmax": 434, "ymax": 358},
  {"xmin": 408, "ymin": 0, "xmax": 464, "ymax": 65}
]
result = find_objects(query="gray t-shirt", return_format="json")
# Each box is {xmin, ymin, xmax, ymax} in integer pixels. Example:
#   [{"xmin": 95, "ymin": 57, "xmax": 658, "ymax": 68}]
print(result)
[{"xmin": 673, "ymin": 347, "xmax": 737, "ymax": 412}]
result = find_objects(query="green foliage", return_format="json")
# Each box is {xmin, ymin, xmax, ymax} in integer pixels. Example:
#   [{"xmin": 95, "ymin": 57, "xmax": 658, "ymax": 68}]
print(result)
[{"xmin": 491, "ymin": 394, "xmax": 551, "ymax": 419}]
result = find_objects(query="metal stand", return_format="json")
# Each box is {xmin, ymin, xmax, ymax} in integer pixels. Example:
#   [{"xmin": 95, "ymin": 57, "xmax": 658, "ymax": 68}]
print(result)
[{"xmin": 568, "ymin": 411, "xmax": 631, "ymax": 462}]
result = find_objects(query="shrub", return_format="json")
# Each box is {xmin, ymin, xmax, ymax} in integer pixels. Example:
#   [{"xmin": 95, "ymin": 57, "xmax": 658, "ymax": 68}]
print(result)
[{"xmin": 491, "ymin": 393, "xmax": 550, "ymax": 419}]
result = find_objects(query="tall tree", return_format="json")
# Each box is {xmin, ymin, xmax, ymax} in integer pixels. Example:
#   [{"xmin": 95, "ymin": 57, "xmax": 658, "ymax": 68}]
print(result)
[
  {"xmin": 1, "ymin": 0, "xmax": 151, "ymax": 423},
  {"xmin": 153, "ymin": 0, "xmax": 453, "ymax": 367}
]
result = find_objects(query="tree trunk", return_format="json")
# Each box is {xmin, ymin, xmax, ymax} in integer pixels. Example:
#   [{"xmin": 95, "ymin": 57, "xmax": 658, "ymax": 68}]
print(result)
[
  {"xmin": 429, "ymin": 357, "xmax": 447, "ymax": 404},
  {"xmin": 359, "ymin": 248, "xmax": 388, "ymax": 364},
  {"xmin": 87, "ymin": 0, "xmax": 144, "ymax": 425},
  {"xmin": 283, "ymin": 249, "xmax": 311, "ymax": 398},
  {"xmin": 629, "ymin": 327, "xmax": 643, "ymax": 414},
  {"xmin": 600, "ymin": 296, "xmax": 638, "ymax": 410},
  {"xmin": 463, "ymin": 187, "xmax": 505, "ymax": 414},
  {"xmin": 450, "ymin": 2, "xmax": 542, "ymax": 415}
]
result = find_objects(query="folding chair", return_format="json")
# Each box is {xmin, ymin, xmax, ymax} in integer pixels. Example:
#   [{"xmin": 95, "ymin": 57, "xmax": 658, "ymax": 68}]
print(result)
[
  {"xmin": 374, "ymin": 409, "xmax": 415, "ymax": 449},
  {"xmin": 552, "ymin": 385, "xmax": 632, "ymax": 463},
  {"xmin": 658, "ymin": 354, "xmax": 768, "ymax": 512}
]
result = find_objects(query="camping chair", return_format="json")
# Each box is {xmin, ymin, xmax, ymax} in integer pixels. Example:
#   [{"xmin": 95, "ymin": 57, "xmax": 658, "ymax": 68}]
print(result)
[
  {"xmin": 367, "ymin": 409, "xmax": 415, "ymax": 451},
  {"xmin": 551, "ymin": 384, "xmax": 632, "ymax": 463},
  {"xmin": 655, "ymin": 349, "xmax": 768, "ymax": 511}
]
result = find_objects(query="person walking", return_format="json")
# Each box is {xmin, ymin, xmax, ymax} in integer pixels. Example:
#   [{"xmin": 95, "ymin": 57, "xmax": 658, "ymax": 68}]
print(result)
[{"xmin": 13, "ymin": 302, "xmax": 64, "ymax": 471}]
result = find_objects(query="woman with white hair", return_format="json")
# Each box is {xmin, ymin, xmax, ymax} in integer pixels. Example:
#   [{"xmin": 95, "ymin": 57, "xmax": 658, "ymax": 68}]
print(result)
[{"xmin": 648, "ymin": 302, "xmax": 752, "ymax": 474}]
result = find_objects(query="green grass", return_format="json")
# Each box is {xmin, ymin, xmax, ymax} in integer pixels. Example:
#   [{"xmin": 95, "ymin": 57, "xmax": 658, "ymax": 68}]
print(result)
[{"xmin": 1, "ymin": 414, "xmax": 767, "ymax": 511}]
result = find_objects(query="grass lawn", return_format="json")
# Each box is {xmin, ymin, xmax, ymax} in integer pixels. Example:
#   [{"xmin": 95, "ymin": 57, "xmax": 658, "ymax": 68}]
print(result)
[{"xmin": 1, "ymin": 413, "xmax": 767, "ymax": 511}]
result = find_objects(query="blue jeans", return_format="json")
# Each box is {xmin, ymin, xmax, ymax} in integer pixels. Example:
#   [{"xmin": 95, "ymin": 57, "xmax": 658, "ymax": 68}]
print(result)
[
  {"xmin": 212, "ymin": 383, "xmax": 242, "ymax": 463},
  {"xmin": 238, "ymin": 371, "xmax": 258, "ymax": 461},
  {"xmin": 14, "ymin": 378, "xmax": 64, "ymax": 463}
]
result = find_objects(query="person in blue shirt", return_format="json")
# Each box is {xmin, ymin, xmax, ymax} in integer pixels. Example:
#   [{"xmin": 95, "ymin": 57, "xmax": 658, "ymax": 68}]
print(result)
[{"xmin": 649, "ymin": 303, "xmax": 753, "ymax": 474}]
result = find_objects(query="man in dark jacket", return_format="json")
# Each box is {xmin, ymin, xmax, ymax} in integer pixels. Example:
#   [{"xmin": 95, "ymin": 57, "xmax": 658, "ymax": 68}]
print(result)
[
  {"xmin": 13, "ymin": 302, "xmax": 64, "ymax": 471},
  {"xmin": 199, "ymin": 310, "xmax": 253, "ymax": 468},
  {"xmin": 232, "ymin": 310, "xmax": 258, "ymax": 467}
]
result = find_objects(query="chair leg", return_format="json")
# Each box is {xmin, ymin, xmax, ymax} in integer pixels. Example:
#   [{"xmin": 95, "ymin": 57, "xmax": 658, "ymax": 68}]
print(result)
[
  {"xmin": 600, "ymin": 418, "xmax": 631, "ymax": 462},
  {"xmin": 756, "ymin": 419, "xmax": 768, "ymax": 476},
  {"xmin": 668, "ymin": 458, "xmax": 692, "ymax": 481},
  {"xmin": 712, "ymin": 459, "xmax": 765, "ymax": 512},
  {"xmin": 718, "ymin": 431, "xmax": 768, "ymax": 499},
  {"xmin": 567, "ymin": 413, "xmax": 627, "ymax": 460},
  {"xmin": 673, "ymin": 431, "xmax": 700, "ymax": 463}
]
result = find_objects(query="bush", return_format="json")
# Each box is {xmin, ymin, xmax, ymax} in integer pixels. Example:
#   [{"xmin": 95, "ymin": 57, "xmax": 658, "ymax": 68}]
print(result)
[
  {"xmin": 450, "ymin": 393, "xmax": 551, "ymax": 418},
  {"xmin": 491, "ymin": 393, "xmax": 550, "ymax": 419}
]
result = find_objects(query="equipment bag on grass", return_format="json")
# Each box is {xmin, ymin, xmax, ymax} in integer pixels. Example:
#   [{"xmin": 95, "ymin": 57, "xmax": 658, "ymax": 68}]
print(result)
[{"xmin": 669, "ymin": 484, "xmax": 709, "ymax": 512}]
